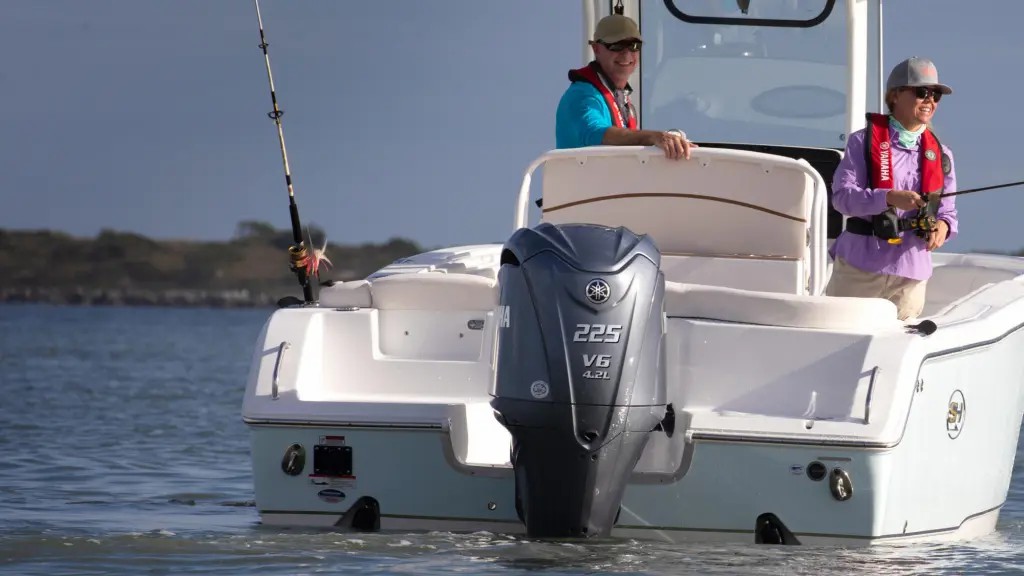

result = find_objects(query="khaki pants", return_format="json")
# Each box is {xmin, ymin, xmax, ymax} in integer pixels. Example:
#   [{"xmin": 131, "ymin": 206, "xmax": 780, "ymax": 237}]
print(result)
[{"xmin": 825, "ymin": 258, "xmax": 927, "ymax": 320}]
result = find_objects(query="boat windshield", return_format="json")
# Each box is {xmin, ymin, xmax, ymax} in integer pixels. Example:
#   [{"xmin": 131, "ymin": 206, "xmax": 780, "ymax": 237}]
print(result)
[{"xmin": 640, "ymin": 0, "xmax": 849, "ymax": 149}]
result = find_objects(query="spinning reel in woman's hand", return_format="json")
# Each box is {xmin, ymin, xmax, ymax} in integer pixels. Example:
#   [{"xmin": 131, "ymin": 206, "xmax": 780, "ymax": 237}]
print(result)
[{"xmin": 909, "ymin": 191, "xmax": 943, "ymax": 239}]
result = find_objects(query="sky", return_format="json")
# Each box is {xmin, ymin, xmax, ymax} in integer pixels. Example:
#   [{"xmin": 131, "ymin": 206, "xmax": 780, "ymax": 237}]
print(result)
[{"xmin": 1, "ymin": 0, "xmax": 1022, "ymax": 255}]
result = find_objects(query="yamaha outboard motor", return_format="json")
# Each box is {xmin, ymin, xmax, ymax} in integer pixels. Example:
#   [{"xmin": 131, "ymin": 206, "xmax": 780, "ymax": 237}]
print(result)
[{"xmin": 491, "ymin": 222, "xmax": 667, "ymax": 538}]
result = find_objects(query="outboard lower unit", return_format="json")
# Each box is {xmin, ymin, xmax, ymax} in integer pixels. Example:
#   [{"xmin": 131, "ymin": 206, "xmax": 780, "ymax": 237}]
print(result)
[{"xmin": 491, "ymin": 222, "xmax": 667, "ymax": 538}]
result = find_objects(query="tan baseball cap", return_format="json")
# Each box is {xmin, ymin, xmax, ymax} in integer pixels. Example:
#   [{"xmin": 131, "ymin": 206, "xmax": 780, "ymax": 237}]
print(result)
[{"xmin": 593, "ymin": 14, "xmax": 642, "ymax": 43}]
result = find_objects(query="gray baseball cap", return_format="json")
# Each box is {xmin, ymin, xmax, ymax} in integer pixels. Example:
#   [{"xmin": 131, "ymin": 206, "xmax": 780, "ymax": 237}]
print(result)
[{"xmin": 885, "ymin": 56, "xmax": 953, "ymax": 95}]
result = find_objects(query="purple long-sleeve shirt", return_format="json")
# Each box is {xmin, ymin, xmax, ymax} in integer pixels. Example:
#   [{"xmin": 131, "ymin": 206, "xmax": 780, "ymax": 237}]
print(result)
[{"xmin": 829, "ymin": 127, "xmax": 958, "ymax": 281}]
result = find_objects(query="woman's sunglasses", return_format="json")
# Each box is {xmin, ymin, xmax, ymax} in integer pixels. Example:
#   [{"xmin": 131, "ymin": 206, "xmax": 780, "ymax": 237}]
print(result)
[
  {"xmin": 599, "ymin": 40, "xmax": 642, "ymax": 53},
  {"xmin": 905, "ymin": 86, "xmax": 943, "ymax": 102}
]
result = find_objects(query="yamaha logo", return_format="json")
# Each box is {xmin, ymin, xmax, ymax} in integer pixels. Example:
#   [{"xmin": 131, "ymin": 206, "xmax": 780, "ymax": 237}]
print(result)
[
  {"xmin": 879, "ymin": 141, "xmax": 890, "ymax": 150},
  {"xmin": 585, "ymin": 279, "xmax": 611, "ymax": 304}
]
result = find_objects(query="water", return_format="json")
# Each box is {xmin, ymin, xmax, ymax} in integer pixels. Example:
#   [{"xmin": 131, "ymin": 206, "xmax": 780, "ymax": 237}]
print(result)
[{"xmin": 1, "ymin": 303, "xmax": 1023, "ymax": 575}]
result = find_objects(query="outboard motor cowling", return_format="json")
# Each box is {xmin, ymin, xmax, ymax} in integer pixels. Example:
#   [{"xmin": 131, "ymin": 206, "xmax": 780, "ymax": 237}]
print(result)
[{"xmin": 491, "ymin": 222, "xmax": 667, "ymax": 538}]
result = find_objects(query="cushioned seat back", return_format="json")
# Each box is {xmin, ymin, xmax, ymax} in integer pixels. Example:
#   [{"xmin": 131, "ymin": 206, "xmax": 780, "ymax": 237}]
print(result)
[
  {"xmin": 540, "ymin": 148, "xmax": 813, "ymax": 257},
  {"xmin": 538, "ymin": 147, "xmax": 820, "ymax": 293}
]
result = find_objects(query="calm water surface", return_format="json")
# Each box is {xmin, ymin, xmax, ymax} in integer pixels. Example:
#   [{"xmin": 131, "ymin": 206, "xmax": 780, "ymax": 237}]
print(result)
[{"xmin": 2, "ymin": 303, "xmax": 1023, "ymax": 575}]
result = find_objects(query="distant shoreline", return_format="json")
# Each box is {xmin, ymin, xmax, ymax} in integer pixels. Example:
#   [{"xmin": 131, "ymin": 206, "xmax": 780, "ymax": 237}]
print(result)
[
  {"xmin": 0, "ymin": 287, "xmax": 283, "ymax": 308},
  {"xmin": 0, "ymin": 223, "xmax": 424, "ymax": 309}
]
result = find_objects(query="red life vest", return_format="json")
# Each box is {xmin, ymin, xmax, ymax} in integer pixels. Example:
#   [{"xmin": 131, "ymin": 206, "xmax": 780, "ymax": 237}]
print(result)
[
  {"xmin": 567, "ymin": 62, "xmax": 638, "ymax": 130},
  {"xmin": 864, "ymin": 112, "xmax": 944, "ymax": 195}
]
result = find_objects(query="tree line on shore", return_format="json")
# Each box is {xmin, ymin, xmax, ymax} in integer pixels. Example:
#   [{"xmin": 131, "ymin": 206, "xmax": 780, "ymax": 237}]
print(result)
[{"xmin": 0, "ymin": 221, "xmax": 424, "ymax": 307}]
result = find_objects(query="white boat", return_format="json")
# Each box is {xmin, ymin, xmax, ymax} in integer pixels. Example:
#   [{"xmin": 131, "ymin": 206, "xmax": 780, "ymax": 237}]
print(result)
[{"xmin": 242, "ymin": 0, "xmax": 1024, "ymax": 545}]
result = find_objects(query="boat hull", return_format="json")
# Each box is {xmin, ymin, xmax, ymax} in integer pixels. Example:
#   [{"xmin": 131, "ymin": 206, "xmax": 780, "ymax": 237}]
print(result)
[{"xmin": 247, "ymin": 426, "xmax": 1011, "ymax": 545}]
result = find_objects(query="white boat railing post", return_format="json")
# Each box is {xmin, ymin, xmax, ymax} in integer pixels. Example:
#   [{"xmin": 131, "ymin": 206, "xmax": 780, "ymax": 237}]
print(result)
[
  {"xmin": 877, "ymin": 0, "xmax": 885, "ymax": 112},
  {"xmin": 514, "ymin": 154, "xmax": 550, "ymax": 231},
  {"xmin": 847, "ymin": 0, "xmax": 869, "ymax": 135}
]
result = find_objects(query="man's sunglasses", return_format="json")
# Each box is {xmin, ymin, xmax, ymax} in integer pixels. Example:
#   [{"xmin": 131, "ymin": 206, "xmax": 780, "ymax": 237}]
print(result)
[
  {"xmin": 599, "ymin": 40, "xmax": 642, "ymax": 52},
  {"xmin": 904, "ymin": 86, "xmax": 943, "ymax": 102}
]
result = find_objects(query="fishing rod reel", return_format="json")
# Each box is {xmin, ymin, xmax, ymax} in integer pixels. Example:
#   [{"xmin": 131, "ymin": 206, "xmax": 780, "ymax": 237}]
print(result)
[
  {"xmin": 902, "ymin": 189, "xmax": 954, "ymax": 243},
  {"xmin": 907, "ymin": 209, "xmax": 938, "ymax": 240}
]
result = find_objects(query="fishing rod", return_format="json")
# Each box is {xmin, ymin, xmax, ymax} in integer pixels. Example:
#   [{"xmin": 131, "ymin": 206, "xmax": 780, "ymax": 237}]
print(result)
[
  {"xmin": 936, "ymin": 179, "xmax": 1024, "ymax": 199},
  {"xmin": 893, "ymin": 178, "xmax": 1024, "ymax": 242},
  {"xmin": 253, "ymin": 0, "xmax": 319, "ymax": 305}
]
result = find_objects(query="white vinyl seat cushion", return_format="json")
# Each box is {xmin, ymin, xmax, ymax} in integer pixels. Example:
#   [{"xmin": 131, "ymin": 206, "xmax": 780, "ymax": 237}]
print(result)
[
  {"xmin": 665, "ymin": 281, "xmax": 901, "ymax": 331},
  {"xmin": 659, "ymin": 254, "xmax": 803, "ymax": 294}
]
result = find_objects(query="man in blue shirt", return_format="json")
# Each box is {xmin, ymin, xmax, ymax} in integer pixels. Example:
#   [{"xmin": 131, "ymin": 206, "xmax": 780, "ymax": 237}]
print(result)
[{"xmin": 555, "ymin": 14, "xmax": 694, "ymax": 160}]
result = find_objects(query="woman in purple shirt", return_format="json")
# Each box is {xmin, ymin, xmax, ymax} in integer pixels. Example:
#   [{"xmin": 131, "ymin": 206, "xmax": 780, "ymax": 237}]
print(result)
[{"xmin": 825, "ymin": 56, "xmax": 958, "ymax": 320}]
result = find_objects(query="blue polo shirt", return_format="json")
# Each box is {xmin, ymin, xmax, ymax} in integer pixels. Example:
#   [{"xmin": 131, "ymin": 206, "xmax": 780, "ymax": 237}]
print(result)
[{"xmin": 555, "ymin": 81, "xmax": 613, "ymax": 149}]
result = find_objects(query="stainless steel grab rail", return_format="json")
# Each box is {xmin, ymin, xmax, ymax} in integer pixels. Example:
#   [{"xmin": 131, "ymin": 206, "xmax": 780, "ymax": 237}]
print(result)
[
  {"xmin": 271, "ymin": 341, "xmax": 290, "ymax": 400},
  {"xmin": 864, "ymin": 366, "xmax": 879, "ymax": 424}
]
